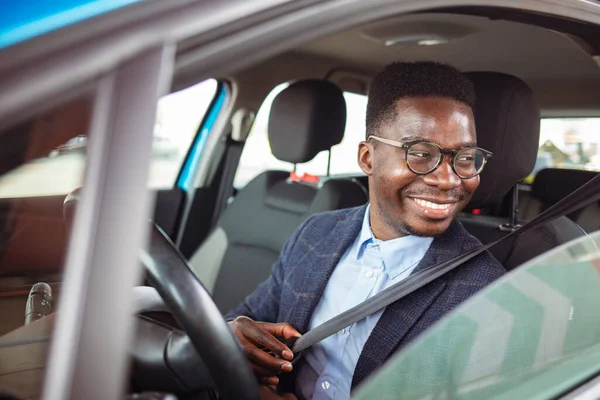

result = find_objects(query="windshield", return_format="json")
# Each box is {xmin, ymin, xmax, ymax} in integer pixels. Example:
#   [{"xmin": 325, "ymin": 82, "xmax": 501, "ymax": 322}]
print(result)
[{"xmin": 354, "ymin": 231, "xmax": 600, "ymax": 400}]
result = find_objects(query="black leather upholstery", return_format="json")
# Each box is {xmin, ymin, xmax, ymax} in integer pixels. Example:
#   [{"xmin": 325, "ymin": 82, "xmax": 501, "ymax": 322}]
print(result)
[
  {"xmin": 459, "ymin": 72, "xmax": 585, "ymax": 270},
  {"xmin": 212, "ymin": 81, "xmax": 367, "ymax": 313}
]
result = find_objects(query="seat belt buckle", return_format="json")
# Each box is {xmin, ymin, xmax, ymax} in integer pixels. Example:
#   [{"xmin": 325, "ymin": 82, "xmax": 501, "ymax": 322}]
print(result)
[{"xmin": 499, "ymin": 223, "xmax": 522, "ymax": 232}]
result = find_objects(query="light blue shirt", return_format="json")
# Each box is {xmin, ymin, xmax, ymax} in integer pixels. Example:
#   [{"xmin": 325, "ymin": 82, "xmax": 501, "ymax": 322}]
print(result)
[{"xmin": 296, "ymin": 205, "xmax": 433, "ymax": 400}]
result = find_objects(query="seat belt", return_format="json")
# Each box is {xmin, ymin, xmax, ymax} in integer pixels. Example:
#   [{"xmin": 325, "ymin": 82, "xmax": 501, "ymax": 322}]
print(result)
[
  {"xmin": 291, "ymin": 173, "xmax": 600, "ymax": 354},
  {"xmin": 211, "ymin": 139, "xmax": 243, "ymax": 227},
  {"xmin": 211, "ymin": 109, "xmax": 254, "ymax": 228}
]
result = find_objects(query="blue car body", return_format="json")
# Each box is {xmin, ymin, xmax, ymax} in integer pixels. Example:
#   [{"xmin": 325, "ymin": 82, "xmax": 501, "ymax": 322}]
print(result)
[{"xmin": 0, "ymin": 0, "xmax": 145, "ymax": 49}]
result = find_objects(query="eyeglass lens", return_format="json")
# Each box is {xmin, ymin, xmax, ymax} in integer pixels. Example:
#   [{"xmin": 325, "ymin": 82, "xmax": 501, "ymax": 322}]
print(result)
[{"xmin": 406, "ymin": 142, "xmax": 486, "ymax": 178}]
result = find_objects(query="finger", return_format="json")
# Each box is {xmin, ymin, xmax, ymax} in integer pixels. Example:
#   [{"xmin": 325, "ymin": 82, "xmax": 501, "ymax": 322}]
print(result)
[
  {"xmin": 252, "ymin": 362, "xmax": 283, "ymax": 378},
  {"xmin": 259, "ymin": 322, "xmax": 302, "ymax": 340},
  {"xmin": 245, "ymin": 325, "xmax": 294, "ymax": 360},
  {"xmin": 258, "ymin": 385, "xmax": 278, "ymax": 400},
  {"xmin": 245, "ymin": 345, "xmax": 293, "ymax": 373},
  {"xmin": 255, "ymin": 323, "xmax": 300, "ymax": 360},
  {"xmin": 258, "ymin": 375, "xmax": 279, "ymax": 386}
]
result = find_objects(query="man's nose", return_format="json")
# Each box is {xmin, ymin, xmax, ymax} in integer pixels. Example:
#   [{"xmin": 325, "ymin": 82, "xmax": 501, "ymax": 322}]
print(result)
[{"xmin": 422, "ymin": 156, "xmax": 461, "ymax": 189}]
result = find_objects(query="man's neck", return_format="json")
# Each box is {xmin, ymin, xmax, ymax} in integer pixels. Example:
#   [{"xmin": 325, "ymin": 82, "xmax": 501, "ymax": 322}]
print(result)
[{"xmin": 368, "ymin": 206, "xmax": 408, "ymax": 241}]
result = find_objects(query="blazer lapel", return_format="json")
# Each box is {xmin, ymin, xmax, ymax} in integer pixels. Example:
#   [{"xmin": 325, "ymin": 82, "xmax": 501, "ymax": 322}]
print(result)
[
  {"xmin": 352, "ymin": 222, "xmax": 469, "ymax": 389},
  {"xmin": 290, "ymin": 206, "xmax": 366, "ymax": 333}
]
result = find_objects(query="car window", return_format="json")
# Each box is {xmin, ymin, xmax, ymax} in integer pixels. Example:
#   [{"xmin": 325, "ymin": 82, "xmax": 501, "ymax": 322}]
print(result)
[
  {"xmin": 233, "ymin": 83, "xmax": 368, "ymax": 189},
  {"xmin": 0, "ymin": 95, "xmax": 93, "ymax": 399},
  {"xmin": 151, "ymin": 79, "xmax": 219, "ymax": 189},
  {"xmin": 0, "ymin": 79, "xmax": 218, "ymax": 199},
  {"xmin": 354, "ymin": 232, "xmax": 600, "ymax": 400},
  {"xmin": 527, "ymin": 118, "xmax": 600, "ymax": 183}
]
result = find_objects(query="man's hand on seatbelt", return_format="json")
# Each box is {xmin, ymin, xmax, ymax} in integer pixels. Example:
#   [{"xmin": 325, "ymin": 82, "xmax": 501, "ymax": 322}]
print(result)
[{"xmin": 229, "ymin": 316, "xmax": 301, "ymax": 385}]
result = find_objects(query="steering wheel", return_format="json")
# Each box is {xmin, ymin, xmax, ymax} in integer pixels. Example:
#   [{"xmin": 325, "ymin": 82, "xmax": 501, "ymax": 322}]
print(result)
[{"xmin": 141, "ymin": 223, "xmax": 261, "ymax": 400}]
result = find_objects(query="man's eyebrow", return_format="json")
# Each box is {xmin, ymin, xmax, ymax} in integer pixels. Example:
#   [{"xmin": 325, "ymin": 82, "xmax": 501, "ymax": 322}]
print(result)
[{"xmin": 401, "ymin": 136, "xmax": 478, "ymax": 147}]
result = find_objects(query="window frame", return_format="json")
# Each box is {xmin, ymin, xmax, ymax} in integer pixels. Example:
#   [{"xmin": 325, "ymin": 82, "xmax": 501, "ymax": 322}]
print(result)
[
  {"xmin": 42, "ymin": 46, "xmax": 175, "ymax": 400},
  {"xmin": 176, "ymin": 80, "xmax": 229, "ymax": 192}
]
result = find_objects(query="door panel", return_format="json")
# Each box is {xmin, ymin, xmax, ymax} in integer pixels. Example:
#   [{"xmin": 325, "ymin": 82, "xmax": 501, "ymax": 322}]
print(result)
[
  {"xmin": 0, "ymin": 189, "xmax": 187, "ymax": 279},
  {"xmin": 0, "ymin": 196, "xmax": 67, "ymax": 277},
  {"xmin": 0, "ymin": 189, "xmax": 184, "ymax": 336}
]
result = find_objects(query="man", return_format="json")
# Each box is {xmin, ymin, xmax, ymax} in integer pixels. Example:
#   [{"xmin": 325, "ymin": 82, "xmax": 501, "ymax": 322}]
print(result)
[{"xmin": 228, "ymin": 61, "xmax": 506, "ymax": 400}]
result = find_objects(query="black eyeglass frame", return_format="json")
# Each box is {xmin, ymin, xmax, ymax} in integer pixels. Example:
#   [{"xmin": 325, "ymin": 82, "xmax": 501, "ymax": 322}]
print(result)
[{"xmin": 368, "ymin": 135, "xmax": 493, "ymax": 179}]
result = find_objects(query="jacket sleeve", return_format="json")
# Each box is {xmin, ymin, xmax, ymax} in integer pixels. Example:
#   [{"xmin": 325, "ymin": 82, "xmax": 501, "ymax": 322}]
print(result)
[{"xmin": 224, "ymin": 214, "xmax": 315, "ymax": 323}]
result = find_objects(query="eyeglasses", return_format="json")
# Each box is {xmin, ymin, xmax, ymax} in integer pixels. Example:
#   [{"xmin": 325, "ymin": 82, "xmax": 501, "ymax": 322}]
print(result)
[{"xmin": 368, "ymin": 136, "xmax": 493, "ymax": 179}]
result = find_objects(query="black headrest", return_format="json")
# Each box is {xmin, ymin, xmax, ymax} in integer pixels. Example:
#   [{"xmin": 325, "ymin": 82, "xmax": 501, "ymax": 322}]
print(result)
[
  {"xmin": 268, "ymin": 80, "xmax": 346, "ymax": 164},
  {"xmin": 533, "ymin": 168, "xmax": 597, "ymax": 206},
  {"xmin": 466, "ymin": 72, "xmax": 540, "ymax": 206}
]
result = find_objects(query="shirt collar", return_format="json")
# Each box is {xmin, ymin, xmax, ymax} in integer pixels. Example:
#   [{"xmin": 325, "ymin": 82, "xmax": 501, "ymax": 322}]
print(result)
[
  {"xmin": 355, "ymin": 204, "xmax": 376, "ymax": 257},
  {"xmin": 356, "ymin": 204, "xmax": 434, "ymax": 279}
]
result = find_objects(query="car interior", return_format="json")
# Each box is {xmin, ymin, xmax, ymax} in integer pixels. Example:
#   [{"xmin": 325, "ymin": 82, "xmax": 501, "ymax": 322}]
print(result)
[
  {"xmin": 1, "ymin": 4, "xmax": 600, "ymax": 400},
  {"xmin": 185, "ymin": 10, "xmax": 600, "ymax": 313}
]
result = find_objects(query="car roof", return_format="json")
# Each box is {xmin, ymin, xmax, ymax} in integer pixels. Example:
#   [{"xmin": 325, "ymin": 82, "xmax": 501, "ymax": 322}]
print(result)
[
  {"xmin": 0, "ymin": 0, "xmax": 145, "ymax": 49},
  {"xmin": 225, "ymin": 11, "xmax": 600, "ymax": 118}
]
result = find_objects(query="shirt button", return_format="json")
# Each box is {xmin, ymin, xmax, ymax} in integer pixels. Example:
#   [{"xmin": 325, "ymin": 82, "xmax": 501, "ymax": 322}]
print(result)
[
  {"xmin": 321, "ymin": 381, "xmax": 331, "ymax": 391},
  {"xmin": 338, "ymin": 328, "xmax": 345, "ymax": 335},
  {"xmin": 365, "ymin": 270, "xmax": 374, "ymax": 278}
]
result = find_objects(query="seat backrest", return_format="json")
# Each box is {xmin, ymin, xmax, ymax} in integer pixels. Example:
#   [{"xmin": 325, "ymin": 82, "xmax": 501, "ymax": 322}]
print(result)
[
  {"xmin": 190, "ymin": 80, "xmax": 368, "ymax": 313},
  {"xmin": 458, "ymin": 72, "xmax": 585, "ymax": 270},
  {"xmin": 521, "ymin": 168, "xmax": 599, "ymax": 232}
]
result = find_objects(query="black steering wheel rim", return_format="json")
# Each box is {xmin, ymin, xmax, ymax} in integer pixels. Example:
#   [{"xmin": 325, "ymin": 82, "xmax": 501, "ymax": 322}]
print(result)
[{"xmin": 142, "ymin": 223, "xmax": 261, "ymax": 400}]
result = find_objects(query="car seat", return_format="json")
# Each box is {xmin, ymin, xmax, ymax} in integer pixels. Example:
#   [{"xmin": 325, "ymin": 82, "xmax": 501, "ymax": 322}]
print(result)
[
  {"xmin": 190, "ymin": 80, "xmax": 368, "ymax": 312},
  {"xmin": 458, "ymin": 72, "xmax": 585, "ymax": 270}
]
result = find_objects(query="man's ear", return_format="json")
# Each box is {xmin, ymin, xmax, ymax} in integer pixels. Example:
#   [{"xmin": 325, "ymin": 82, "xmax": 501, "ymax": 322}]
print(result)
[{"xmin": 358, "ymin": 141, "xmax": 373, "ymax": 176}]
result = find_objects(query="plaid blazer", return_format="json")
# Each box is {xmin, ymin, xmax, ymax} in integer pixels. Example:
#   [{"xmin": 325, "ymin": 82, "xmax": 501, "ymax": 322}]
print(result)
[{"xmin": 226, "ymin": 205, "xmax": 505, "ymax": 392}]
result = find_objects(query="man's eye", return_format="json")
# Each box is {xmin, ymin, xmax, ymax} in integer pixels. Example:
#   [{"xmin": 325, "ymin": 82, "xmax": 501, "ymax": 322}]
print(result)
[
  {"xmin": 457, "ymin": 155, "xmax": 474, "ymax": 162},
  {"xmin": 409, "ymin": 151, "xmax": 432, "ymax": 159}
]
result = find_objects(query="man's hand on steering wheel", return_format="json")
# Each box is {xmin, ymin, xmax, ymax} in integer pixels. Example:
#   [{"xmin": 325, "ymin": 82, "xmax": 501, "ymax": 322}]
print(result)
[{"xmin": 229, "ymin": 316, "xmax": 302, "ymax": 385}]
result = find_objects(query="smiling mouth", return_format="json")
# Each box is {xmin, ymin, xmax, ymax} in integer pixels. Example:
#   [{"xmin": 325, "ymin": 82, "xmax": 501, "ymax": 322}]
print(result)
[{"xmin": 408, "ymin": 197, "xmax": 457, "ymax": 219}]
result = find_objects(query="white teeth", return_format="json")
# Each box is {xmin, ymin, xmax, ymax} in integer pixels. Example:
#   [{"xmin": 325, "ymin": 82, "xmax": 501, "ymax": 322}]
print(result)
[{"xmin": 413, "ymin": 198, "xmax": 452, "ymax": 210}]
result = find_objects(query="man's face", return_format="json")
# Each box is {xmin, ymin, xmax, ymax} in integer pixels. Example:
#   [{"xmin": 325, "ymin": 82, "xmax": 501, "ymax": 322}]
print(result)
[{"xmin": 358, "ymin": 96, "xmax": 479, "ymax": 239}]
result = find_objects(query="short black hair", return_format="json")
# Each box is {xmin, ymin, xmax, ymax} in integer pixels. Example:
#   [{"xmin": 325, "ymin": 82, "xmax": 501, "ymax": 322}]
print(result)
[{"xmin": 366, "ymin": 61, "xmax": 476, "ymax": 138}]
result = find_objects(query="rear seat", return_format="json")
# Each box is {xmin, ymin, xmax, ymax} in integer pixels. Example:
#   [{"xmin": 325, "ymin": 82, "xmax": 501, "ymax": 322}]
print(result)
[{"xmin": 519, "ymin": 168, "xmax": 599, "ymax": 232}]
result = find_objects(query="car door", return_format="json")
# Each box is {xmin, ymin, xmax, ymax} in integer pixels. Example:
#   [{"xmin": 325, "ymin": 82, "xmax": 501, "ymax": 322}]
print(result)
[
  {"xmin": 3, "ymin": 0, "xmax": 600, "ymax": 399},
  {"xmin": 353, "ymin": 232, "xmax": 600, "ymax": 400}
]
